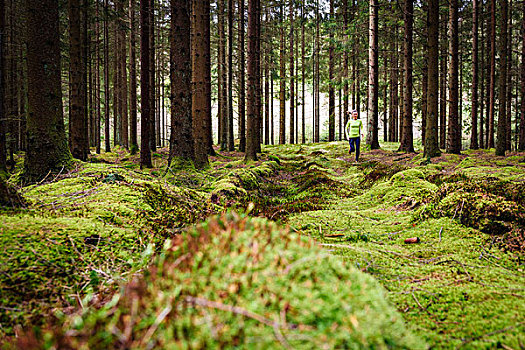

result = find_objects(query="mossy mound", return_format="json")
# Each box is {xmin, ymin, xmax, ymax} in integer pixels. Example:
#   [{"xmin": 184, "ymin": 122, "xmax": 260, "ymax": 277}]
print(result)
[{"xmin": 16, "ymin": 213, "xmax": 423, "ymax": 350}]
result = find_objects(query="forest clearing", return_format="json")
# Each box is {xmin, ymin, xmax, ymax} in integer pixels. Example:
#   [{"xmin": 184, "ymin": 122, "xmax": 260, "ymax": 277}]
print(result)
[{"xmin": 1, "ymin": 142, "xmax": 524, "ymax": 348}]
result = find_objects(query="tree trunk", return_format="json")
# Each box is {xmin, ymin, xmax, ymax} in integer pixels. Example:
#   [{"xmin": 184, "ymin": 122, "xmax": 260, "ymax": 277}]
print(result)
[
  {"xmin": 342, "ymin": 0, "xmax": 348, "ymax": 136},
  {"xmin": 192, "ymin": 0, "xmax": 210, "ymax": 166},
  {"xmin": 118, "ymin": 0, "xmax": 129, "ymax": 149},
  {"xmin": 495, "ymin": 0, "xmax": 508, "ymax": 156},
  {"xmin": 0, "ymin": 0, "xmax": 5, "ymax": 172},
  {"xmin": 264, "ymin": 50, "xmax": 269, "ymax": 145},
  {"xmin": 488, "ymin": 0, "xmax": 496, "ymax": 148},
  {"xmin": 217, "ymin": 0, "xmax": 228, "ymax": 151},
  {"xmin": 167, "ymin": 0, "xmax": 193, "ymax": 165},
  {"xmin": 480, "ymin": 1, "xmax": 486, "ymax": 148},
  {"xmin": 367, "ymin": 0, "xmax": 380, "ymax": 149},
  {"xmin": 424, "ymin": 0, "xmax": 440, "ymax": 158},
  {"xmin": 518, "ymin": 1, "xmax": 525, "ymax": 150},
  {"xmin": 439, "ymin": 18, "xmax": 447, "ymax": 149},
  {"xmin": 245, "ymin": 0, "xmax": 259, "ymax": 160},
  {"xmin": 279, "ymin": 4, "xmax": 285, "ymax": 144},
  {"xmin": 227, "ymin": 0, "xmax": 235, "ymax": 151},
  {"xmin": 24, "ymin": 0, "xmax": 72, "ymax": 182},
  {"xmin": 399, "ymin": 0, "xmax": 413, "ymax": 152},
  {"xmin": 289, "ymin": 0, "xmax": 295, "ymax": 144},
  {"xmin": 238, "ymin": 0, "xmax": 246, "ymax": 152},
  {"xmin": 301, "ymin": 3, "xmax": 305, "ymax": 144},
  {"xmin": 446, "ymin": 0, "xmax": 460, "ymax": 154},
  {"xmin": 69, "ymin": 0, "xmax": 89, "ymax": 161},
  {"xmin": 506, "ymin": 0, "xmax": 513, "ymax": 151},
  {"xmin": 328, "ymin": 0, "xmax": 335, "ymax": 142},
  {"xmin": 129, "ymin": 0, "xmax": 138, "ymax": 153},
  {"xmin": 314, "ymin": 0, "xmax": 320, "ymax": 142},
  {"xmin": 149, "ymin": 0, "xmax": 156, "ymax": 151},
  {"xmin": 104, "ymin": 0, "xmax": 111, "ymax": 152},
  {"xmin": 471, "ymin": 0, "xmax": 479, "ymax": 149},
  {"xmin": 140, "ymin": 0, "xmax": 152, "ymax": 167},
  {"xmin": 421, "ymin": 2, "xmax": 428, "ymax": 145}
]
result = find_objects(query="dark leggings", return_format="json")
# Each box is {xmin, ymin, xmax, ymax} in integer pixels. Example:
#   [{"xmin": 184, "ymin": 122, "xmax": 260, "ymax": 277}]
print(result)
[{"xmin": 348, "ymin": 137, "xmax": 360, "ymax": 161}]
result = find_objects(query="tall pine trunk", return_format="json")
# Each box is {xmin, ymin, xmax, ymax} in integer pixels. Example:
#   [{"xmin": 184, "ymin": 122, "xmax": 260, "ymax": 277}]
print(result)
[
  {"xmin": 140, "ymin": 0, "xmax": 152, "ymax": 167},
  {"xmin": 289, "ymin": 1, "xmax": 295, "ymax": 144},
  {"xmin": 495, "ymin": 0, "xmax": 508, "ymax": 156},
  {"xmin": 227, "ymin": 0, "xmax": 235, "ymax": 150},
  {"xmin": 168, "ymin": 0, "xmax": 193, "ymax": 164},
  {"xmin": 238, "ymin": 0, "xmax": 246, "ymax": 152},
  {"xmin": 367, "ymin": 0, "xmax": 380, "ymax": 149},
  {"xmin": 518, "ymin": 1, "xmax": 525, "ymax": 150},
  {"xmin": 129, "ymin": 0, "xmax": 138, "ymax": 153},
  {"xmin": 0, "ymin": 0, "xmax": 5, "ymax": 172},
  {"xmin": 278, "ymin": 4, "xmax": 285, "ymax": 144},
  {"xmin": 328, "ymin": 0, "xmax": 335, "ymax": 142},
  {"xmin": 192, "ymin": 0, "xmax": 210, "ymax": 167},
  {"xmin": 24, "ymin": 0, "xmax": 72, "ymax": 182},
  {"xmin": 471, "ymin": 0, "xmax": 479, "ymax": 149},
  {"xmin": 245, "ymin": 0, "xmax": 259, "ymax": 160},
  {"xmin": 424, "ymin": 0, "xmax": 440, "ymax": 157},
  {"xmin": 69, "ymin": 0, "xmax": 89, "ymax": 160},
  {"xmin": 398, "ymin": 0, "xmax": 413, "ymax": 152},
  {"xmin": 488, "ymin": 0, "xmax": 496, "ymax": 148},
  {"xmin": 446, "ymin": 0, "xmax": 460, "ymax": 154}
]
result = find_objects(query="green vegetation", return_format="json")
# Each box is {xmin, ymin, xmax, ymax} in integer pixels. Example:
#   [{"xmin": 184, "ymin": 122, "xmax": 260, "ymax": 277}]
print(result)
[{"xmin": 1, "ymin": 142, "xmax": 524, "ymax": 349}]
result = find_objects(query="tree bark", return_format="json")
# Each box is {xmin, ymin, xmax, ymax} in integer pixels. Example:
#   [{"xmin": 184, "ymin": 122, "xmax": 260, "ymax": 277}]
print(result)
[
  {"xmin": 192, "ymin": 0, "xmax": 210, "ymax": 167},
  {"xmin": 495, "ymin": 0, "xmax": 508, "ymax": 156},
  {"xmin": 227, "ymin": 0, "xmax": 235, "ymax": 151},
  {"xmin": 471, "ymin": 0, "xmax": 479, "ymax": 149},
  {"xmin": 238, "ymin": 0, "xmax": 246, "ymax": 152},
  {"xmin": 218, "ymin": 0, "xmax": 226, "ymax": 150},
  {"xmin": 520, "ymin": 0, "xmax": 525, "ymax": 150},
  {"xmin": 446, "ymin": 0, "xmax": 460, "ymax": 154},
  {"xmin": 424, "ymin": 0, "xmax": 440, "ymax": 158},
  {"xmin": 328, "ymin": 0, "xmax": 335, "ymax": 142},
  {"xmin": 129, "ymin": 0, "xmax": 138, "ymax": 153},
  {"xmin": 140, "ymin": 0, "xmax": 152, "ymax": 167},
  {"xmin": 167, "ymin": 0, "xmax": 193, "ymax": 165},
  {"xmin": 104, "ymin": 0, "xmax": 111, "ymax": 152},
  {"xmin": 289, "ymin": 0, "xmax": 295, "ymax": 144},
  {"xmin": 245, "ymin": 0, "xmax": 259, "ymax": 160},
  {"xmin": 398, "ymin": 0, "xmax": 413, "ymax": 152},
  {"xmin": 488, "ymin": 0, "xmax": 496, "ymax": 148},
  {"xmin": 24, "ymin": 0, "xmax": 72, "ymax": 182},
  {"xmin": 69, "ymin": 0, "xmax": 89, "ymax": 161},
  {"xmin": 301, "ymin": 2, "xmax": 305, "ymax": 144},
  {"xmin": 279, "ymin": 4, "xmax": 285, "ymax": 145},
  {"xmin": 0, "ymin": 0, "xmax": 5, "ymax": 172},
  {"xmin": 367, "ymin": 0, "xmax": 380, "ymax": 149},
  {"xmin": 149, "ymin": 0, "xmax": 156, "ymax": 151}
]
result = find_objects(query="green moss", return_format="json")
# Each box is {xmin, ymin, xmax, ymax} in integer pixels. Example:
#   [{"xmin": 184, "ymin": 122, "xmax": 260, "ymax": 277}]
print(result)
[{"xmin": 28, "ymin": 214, "xmax": 423, "ymax": 350}]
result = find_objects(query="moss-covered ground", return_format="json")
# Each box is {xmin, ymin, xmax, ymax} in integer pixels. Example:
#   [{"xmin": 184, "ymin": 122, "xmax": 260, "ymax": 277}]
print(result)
[{"xmin": 1, "ymin": 142, "xmax": 524, "ymax": 349}]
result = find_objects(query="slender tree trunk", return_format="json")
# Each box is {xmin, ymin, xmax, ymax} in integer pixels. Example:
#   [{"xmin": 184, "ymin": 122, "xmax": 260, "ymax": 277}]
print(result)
[
  {"xmin": 69, "ymin": 0, "xmax": 89, "ymax": 161},
  {"xmin": 480, "ymin": 2, "xmax": 486, "ymax": 148},
  {"xmin": 129, "ymin": 0, "xmax": 138, "ymax": 153},
  {"xmin": 425, "ymin": 0, "xmax": 440, "ymax": 157},
  {"xmin": 421, "ymin": 13, "xmax": 428, "ymax": 145},
  {"xmin": 245, "ymin": 0, "xmax": 259, "ymax": 160},
  {"xmin": 289, "ymin": 0, "xmax": 295, "ymax": 144},
  {"xmin": 104, "ymin": 0, "xmax": 111, "ymax": 152},
  {"xmin": 314, "ymin": 0, "xmax": 320, "ymax": 142},
  {"xmin": 264, "ymin": 52, "xmax": 269, "ymax": 145},
  {"xmin": 488, "ymin": 0, "xmax": 496, "ymax": 148},
  {"xmin": 301, "ymin": 3, "xmax": 305, "ymax": 144},
  {"xmin": 399, "ymin": 0, "xmax": 413, "ymax": 152},
  {"xmin": 140, "ymin": 0, "xmax": 152, "ymax": 167},
  {"xmin": 119, "ymin": 0, "xmax": 129, "ymax": 149},
  {"xmin": 0, "ymin": 0, "xmax": 6, "ymax": 171},
  {"xmin": 495, "ymin": 0, "xmax": 508, "ymax": 156},
  {"xmin": 227, "ymin": 0, "xmax": 235, "ymax": 150},
  {"xmin": 367, "ymin": 0, "xmax": 380, "ymax": 149},
  {"xmin": 279, "ymin": 4, "xmax": 285, "ymax": 144},
  {"xmin": 192, "ymin": 0, "xmax": 210, "ymax": 166},
  {"xmin": 506, "ymin": 0, "xmax": 513, "ymax": 151},
  {"xmin": 113, "ymin": 16, "xmax": 120, "ymax": 146},
  {"xmin": 439, "ymin": 19, "xmax": 447, "ymax": 149},
  {"xmin": 238, "ymin": 0, "xmax": 246, "ymax": 152},
  {"xmin": 471, "ymin": 0, "xmax": 479, "ymax": 149},
  {"xmin": 167, "ymin": 0, "xmax": 193, "ymax": 164},
  {"xmin": 328, "ymin": 0, "xmax": 335, "ymax": 142},
  {"xmin": 25, "ymin": 0, "xmax": 72, "ymax": 182},
  {"xmin": 271, "ymin": 69, "xmax": 274, "ymax": 145},
  {"xmin": 518, "ymin": 1, "xmax": 525, "ymax": 150},
  {"xmin": 343, "ymin": 0, "xmax": 348, "ymax": 135},
  {"xmin": 446, "ymin": 0, "xmax": 460, "ymax": 154},
  {"xmin": 149, "ymin": 0, "xmax": 156, "ymax": 151}
]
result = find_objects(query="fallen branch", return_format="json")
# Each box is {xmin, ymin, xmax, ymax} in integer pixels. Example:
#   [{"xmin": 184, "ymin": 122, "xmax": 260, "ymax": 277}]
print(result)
[{"xmin": 460, "ymin": 322, "xmax": 525, "ymax": 346}]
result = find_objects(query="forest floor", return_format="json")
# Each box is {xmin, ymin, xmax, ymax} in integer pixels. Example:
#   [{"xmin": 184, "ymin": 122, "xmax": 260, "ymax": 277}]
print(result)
[{"xmin": 1, "ymin": 141, "xmax": 524, "ymax": 348}]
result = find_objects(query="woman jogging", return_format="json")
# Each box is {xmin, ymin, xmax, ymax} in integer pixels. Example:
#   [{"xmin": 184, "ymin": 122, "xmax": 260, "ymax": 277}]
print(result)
[{"xmin": 345, "ymin": 110, "xmax": 363, "ymax": 162}]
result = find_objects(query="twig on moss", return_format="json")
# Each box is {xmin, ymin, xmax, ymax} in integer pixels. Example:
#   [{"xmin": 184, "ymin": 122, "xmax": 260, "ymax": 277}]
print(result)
[
  {"xmin": 459, "ymin": 321, "xmax": 525, "ymax": 346},
  {"xmin": 438, "ymin": 227, "xmax": 443, "ymax": 243},
  {"xmin": 142, "ymin": 305, "xmax": 172, "ymax": 349}
]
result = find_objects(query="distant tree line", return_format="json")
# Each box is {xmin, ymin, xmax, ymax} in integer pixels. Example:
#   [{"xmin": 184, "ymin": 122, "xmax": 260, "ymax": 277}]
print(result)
[{"xmin": 0, "ymin": 0, "xmax": 524, "ymax": 181}]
